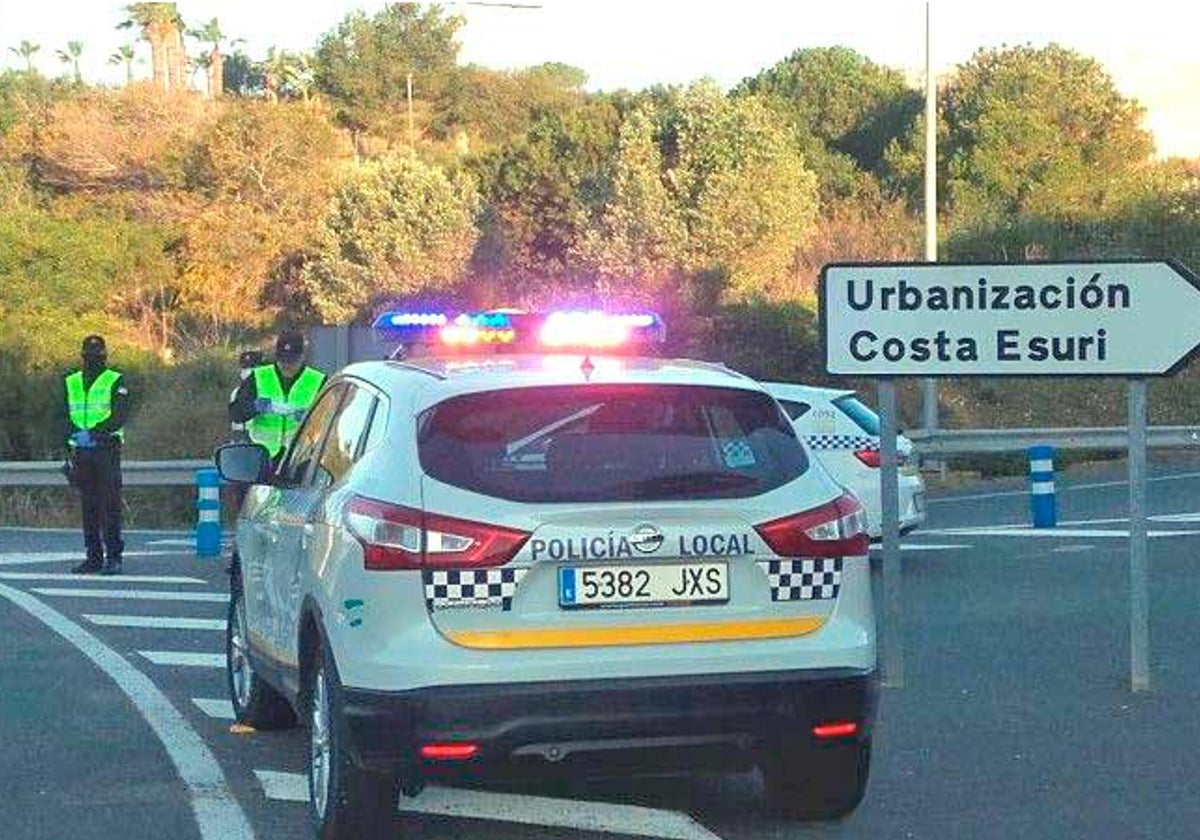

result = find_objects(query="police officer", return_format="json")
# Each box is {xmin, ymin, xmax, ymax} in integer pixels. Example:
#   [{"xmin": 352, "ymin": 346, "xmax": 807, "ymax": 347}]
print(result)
[
  {"xmin": 229, "ymin": 332, "xmax": 325, "ymax": 463},
  {"xmin": 66, "ymin": 336, "xmax": 130, "ymax": 576},
  {"xmin": 229, "ymin": 349, "xmax": 266, "ymax": 442}
]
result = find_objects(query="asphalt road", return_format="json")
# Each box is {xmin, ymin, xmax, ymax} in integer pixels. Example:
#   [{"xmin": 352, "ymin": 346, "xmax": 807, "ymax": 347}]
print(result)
[{"xmin": 4, "ymin": 455, "xmax": 1200, "ymax": 840}]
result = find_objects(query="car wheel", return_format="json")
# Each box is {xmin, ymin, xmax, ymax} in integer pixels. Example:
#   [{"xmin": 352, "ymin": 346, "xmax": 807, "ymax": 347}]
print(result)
[
  {"xmin": 307, "ymin": 634, "xmax": 401, "ymax": 840},
  {"xmin": 226, "ymin": 586, "xmax": 295, "ymax": 729},
  {"xmin": 761, "ymin": 741, "xmax": 871, "ymax": 820}
]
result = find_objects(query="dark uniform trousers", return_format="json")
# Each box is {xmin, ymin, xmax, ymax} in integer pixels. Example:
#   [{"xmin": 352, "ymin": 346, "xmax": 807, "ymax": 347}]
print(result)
[{"xmin": 75, "ymin": 445, "xmax": 124, "ymax": 563}]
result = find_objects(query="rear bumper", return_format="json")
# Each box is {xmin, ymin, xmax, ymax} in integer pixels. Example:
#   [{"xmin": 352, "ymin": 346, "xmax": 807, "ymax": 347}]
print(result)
[{"xmin": 342, "ymin": 667, "xmax": 877, "ymax": 778}]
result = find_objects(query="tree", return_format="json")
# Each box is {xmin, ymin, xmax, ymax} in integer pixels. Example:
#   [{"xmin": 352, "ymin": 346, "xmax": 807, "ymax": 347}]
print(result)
[
  {"xmin": 284, "ymin": 53, "xmax": 315, "ymax": 103},
  {"xmin": 188, "ymin": 18, "xmax": 232, "ymax": 97},
  {"xmin": 109, "ymin": 44, "xmax": 138, "ymax": 84},
  {"xmin": 187, "ymin": 102, "xmax": 340, "ymax": 214},
  {"xmin": 432, "ymin": 62, "xmax": 590, "ymax": 148},
  {"xmin": 189, "ymin": 53, "xmax": 211, "ymax": 95},
  {"xmin": 313, "ymin": 4, "xmax": 464, "ymax": 147},
  {"xmin": 941, "ymin": 44, "xmax": 1153, "ymax": 226},
  {"xmin": 661, "ymin": 83, "xmax": 821, "ymax": 303},
  {"xmin": 10, "ymin": 41, "xmax": 40, "ymax": 74},
  {"xmin": 222, "ymin": 50, "xmax": 265, "ymax": 98},
  {"xmin": 576, "ymin": 106, "xmax": 686, "ymax": 298},
  {"xmin": 261, "ymin": 47, "xmax": 291, "ymax": 103},
  {"xmin": 738, "ymin": 47, "xmax": 920, "ymax": 171},
  {"xmin": 300, "ymin": 154, "xmax": 479, "ymax": 322},
  {"xmin": 119, "ymin": 3, "xmax": 186, "ymax": 94},
  {"xmin": 56, "ymin": 41, "xmax": 84, "ymax": 85},
  {"xmin": 473, "ymin": 100, "xmax": 620, "ymax": 294}
]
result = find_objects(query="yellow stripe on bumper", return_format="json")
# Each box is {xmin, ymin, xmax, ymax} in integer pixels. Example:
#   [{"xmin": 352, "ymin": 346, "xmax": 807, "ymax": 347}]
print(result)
[{"xmin": 445, "ymin": 615, "xmax": 826, "ymax": 650}]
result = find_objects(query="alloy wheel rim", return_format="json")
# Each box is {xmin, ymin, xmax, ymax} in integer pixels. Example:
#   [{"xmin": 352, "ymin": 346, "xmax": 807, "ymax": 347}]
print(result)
[
  {"xmin": 229, "ymin": 596, "xmax": 251, "ymax": 709},
  {"xmin": 310, "ymin": 669, "xmax": 331, "ymax": 819}
]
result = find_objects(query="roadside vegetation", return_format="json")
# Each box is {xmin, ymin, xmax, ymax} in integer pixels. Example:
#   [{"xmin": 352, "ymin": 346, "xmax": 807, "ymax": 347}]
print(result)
[{"xmin": 2, "ymin": 2, "xmax": 1199, "ymax": 507}]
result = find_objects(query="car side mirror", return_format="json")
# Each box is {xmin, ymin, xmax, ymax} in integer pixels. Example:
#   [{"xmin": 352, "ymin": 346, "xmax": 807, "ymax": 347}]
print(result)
[{"xmin": 215, "ymin": 443, "xmax": 272, "ymax": 485}]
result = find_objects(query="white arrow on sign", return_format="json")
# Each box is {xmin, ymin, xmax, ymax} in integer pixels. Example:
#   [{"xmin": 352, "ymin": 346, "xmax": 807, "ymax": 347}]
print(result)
[{"xmin": 821, "ymin": 261, "xmax": 1200, "ymax": 376}]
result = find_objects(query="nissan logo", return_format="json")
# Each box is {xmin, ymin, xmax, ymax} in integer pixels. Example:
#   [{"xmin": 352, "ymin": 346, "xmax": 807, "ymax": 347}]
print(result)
[{"xmin": 629, "ymin": 524, "xmax": 665, "ymax": 555}]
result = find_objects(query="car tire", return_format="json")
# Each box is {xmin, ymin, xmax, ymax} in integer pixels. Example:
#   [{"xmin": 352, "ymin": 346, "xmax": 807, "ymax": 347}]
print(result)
[
  {"xmin": 306, "ymin": 634, "xmax": 401, "ymax": 840},
  {"xmin": 761, "ymin": 740, "xmax": 871, "ymax": 820},
  {"xmin": 226, "ymin": 585, "xmax": 296, "ymax": 729}
]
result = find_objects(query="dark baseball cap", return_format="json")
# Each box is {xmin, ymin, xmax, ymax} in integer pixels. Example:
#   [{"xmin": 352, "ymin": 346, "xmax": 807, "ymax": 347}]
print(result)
[
  {"xmin": 81, "ymin": 335, "xmax": 107, "ymax": 358},
  {"xmin": 238, "ymin": 349, "xmax": 265, "ymax": 369},
  {"xmin": 275, "ymin": 332, "xmax": 305, "ymax": 362}
]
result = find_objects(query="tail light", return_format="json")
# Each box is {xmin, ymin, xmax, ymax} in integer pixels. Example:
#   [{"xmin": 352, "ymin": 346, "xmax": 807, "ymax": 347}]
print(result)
[
  {"xmin": 854, "ymin": 449, "xmax": 881, "ymax": 468},
  {"xmin": 345, "ymin": 496, "xmax": 530, "ymax": 571},
  {"xmin": 755, "ymin": 493, "xmax": 869, "ymax": 557},
  {"xmin": 419, "ymin": 742, "xmax": 480, "ymax": 761},
  {"xmin": 812, "ymin": 721, "xmax": 859, "ymax": 740},
  {"xmin": 855, "ymin": 448, "xmax": 909, "ymax": 469}
]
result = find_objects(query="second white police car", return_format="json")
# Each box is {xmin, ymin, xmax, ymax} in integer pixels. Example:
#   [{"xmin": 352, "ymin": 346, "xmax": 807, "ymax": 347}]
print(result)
[
  {"xmin": 216, "ymin": 311, "xmax": 878, "ymax": 840},
  {"xmin": 764, "ymin": 382, "xmax": 926, "ymax": 538}
]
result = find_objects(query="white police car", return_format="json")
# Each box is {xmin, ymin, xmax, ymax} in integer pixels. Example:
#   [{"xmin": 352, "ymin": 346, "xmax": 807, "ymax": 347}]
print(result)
[
  {"xmin": 216, "ymin": 311, "xmax": 877, "ymax": 840},
  {"xmin": 764, "ymin": 383, "xmax": 926, "ymax": 539}
]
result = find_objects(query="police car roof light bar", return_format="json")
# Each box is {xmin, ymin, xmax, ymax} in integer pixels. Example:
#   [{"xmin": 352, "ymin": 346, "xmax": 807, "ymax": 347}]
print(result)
[{"xmin": 374, "ymin": 309, "xmax": 665, "ymax": 352}]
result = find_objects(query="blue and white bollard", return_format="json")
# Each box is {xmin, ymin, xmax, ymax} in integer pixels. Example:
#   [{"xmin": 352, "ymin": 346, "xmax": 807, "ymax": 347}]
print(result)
[
  {"xmin": 196, "ymin": 469, "xmax": 222, "ymax": 557},
  {"xmin": 1028, "ymin": 445, "xmax": 1057, "ymax": 528}
]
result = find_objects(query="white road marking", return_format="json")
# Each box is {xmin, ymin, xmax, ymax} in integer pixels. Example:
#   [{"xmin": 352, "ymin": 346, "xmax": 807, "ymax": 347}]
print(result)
[
  {"xmin": 928, "ymin": 470, "xmax": 1200, "ymax": 505},
  {"xmin": 873, "ymin": 544, "xmax": 974, "ymax": 552},
  {"xmin": 921, "ymin": 527, "xmax": 1200, "ymax": 539},
  {"xmin": 32, "ymin": 588, "xmax": 228, "ymax": 603},
  {"xmin": 146, "ymin": 539, "xmax": 199, "ymax": 548},
  {"xmin": 0, "ymin": 551, "xmax": 188, "ymax": 567},
  {"xmin": 139, "ymin": 651, "xmax": 224, "ymax": 668},
  {"xmin": 0, "ymin": 582, "xmax": 255, "ymax": 840},
  {"xmin": 254, "ymin": 770, "xmax": 726, "ymax": 840},
  {"xmin": 0, "ymin": 572, "xmax": 205, "ymax": 584},
  {"xmin": 1152, "ymin": 512, "xmax": 1200, "ymax": 523},
  {"xmin": 85, "ymin": 614, "xmax": 225, "ymax": 631},
  {"xmin": 192, "ymin": 698, "xmax": 235, "ymax": 720},
  {"xmin": 1051, "ymin": 545, "xmax": 1096, "ymax": 554}
]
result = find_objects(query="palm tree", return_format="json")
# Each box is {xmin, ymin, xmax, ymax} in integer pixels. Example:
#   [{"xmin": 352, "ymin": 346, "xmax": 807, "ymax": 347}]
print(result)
[
  {"xmin": 188, "ymin": 17, "xmax": 233, "ymax": 98},
  {"xmin": 9, "ymin": 40, "xmax": 40, "ymax": 74},
  {"xmin": 119, "ymin": 3, "xmax": 185, "ymax": 93},
  {"xmin": 109, "ymin": 44, "xmax": 137, "ymax": 84},
  {"xmin": 284, "ymin": 52, "xmax": 315, "ymax": 103},
  {"xmin": 189, "ymin": 53, "xmax": 212, "ymax": 96},
  {"xmin": 261, "ymin": 46, "xmax": 292, "ymax": 104},
  {"xmin": 56, "ymin": 40, "xmax": 84, "ymax": 84}
]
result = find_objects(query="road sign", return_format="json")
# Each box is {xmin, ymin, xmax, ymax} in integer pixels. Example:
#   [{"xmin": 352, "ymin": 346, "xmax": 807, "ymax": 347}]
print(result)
[{"xmin": 821, "ymin": 260, "xmax": 1200, "ymax": 376}]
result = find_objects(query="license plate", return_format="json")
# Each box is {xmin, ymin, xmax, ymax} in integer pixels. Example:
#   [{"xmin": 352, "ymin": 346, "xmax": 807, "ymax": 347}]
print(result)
[{"xmin": 559, "ymin": 563, "xmax": 728, "ymax": 609}]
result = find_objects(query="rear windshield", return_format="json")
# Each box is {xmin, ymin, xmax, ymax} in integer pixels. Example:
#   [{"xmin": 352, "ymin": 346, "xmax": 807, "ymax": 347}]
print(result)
[
  {"xmin": 418, "ymin": 385, "xmax": 808, "ymax": 503},
  {"xmin": 833, "ymin": 395, "xmax": 881, "ymax": 436}
]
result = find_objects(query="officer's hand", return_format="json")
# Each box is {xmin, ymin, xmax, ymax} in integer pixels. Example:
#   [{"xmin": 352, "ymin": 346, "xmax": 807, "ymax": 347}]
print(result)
[
  {"xmin": 73, "ymin": 430, "xmax": 94, "ymax": 449},
  {"xmin": 254, "ymin": 398, "xmax": 274, "ymax": 415}
]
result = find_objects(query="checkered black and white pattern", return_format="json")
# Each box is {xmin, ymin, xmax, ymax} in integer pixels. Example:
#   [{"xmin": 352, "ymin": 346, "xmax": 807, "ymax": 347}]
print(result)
[
  {"xmin": 759, "ymin": 559, "xmax": 842, "ymax": 601},
  {"xmin": 804, "ymin": 434, "xmax": 878, "ymax": 452},
  {"xmin": 424, "ymin": 567, "xmax": 526, "ymax": 611}
]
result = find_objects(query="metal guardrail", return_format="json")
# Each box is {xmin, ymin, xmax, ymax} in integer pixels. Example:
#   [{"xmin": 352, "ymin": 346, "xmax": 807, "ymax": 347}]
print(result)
[
  {"xmin": 0, "ymin": 459, "xmax": 212, "ymax": 487},
  {"xmin": 908, "ymin": 426, "xmax": 1200, "ymax": 456},
  {"xmin": 1, "ymin": 426, "xmax": 1199, "ymax": 486}
]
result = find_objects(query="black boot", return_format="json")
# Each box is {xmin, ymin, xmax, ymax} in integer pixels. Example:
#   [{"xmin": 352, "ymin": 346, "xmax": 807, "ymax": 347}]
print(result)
[
  {"xmin": 99, "ymin": 557, "xmax": 123, "ymax": 576},
  {"xmin": 72, "ymin": 558, "xmax": 103, "ymax": 575}
]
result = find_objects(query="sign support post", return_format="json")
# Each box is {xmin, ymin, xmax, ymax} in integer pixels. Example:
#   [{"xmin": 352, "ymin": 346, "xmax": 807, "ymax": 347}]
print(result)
[
  {"xmin": 1128, "ymin": 378, "xmax": 1150, "ymax": 692},
  {"xmin": 878, "ymin": 378, "xmax": 904, "ymax": 688}
]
